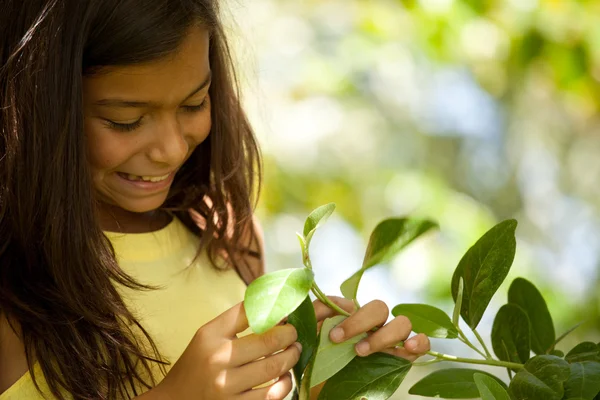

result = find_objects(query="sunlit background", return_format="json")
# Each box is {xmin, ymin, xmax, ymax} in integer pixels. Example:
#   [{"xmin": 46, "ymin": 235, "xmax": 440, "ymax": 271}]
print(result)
[{"xmin": 227, "ymin": 0, "xmax": 600, "ymax": 398}]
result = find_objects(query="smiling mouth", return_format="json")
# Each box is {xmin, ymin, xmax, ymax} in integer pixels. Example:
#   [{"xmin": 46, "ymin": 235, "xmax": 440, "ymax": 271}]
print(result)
[{"xmin": 117, "ymin": 172, "xmax": 172, "ymax": 183}]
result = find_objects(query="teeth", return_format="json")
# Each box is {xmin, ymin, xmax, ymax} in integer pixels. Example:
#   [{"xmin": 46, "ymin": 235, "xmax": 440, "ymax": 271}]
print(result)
[{"xmin": 125, "ymin": 173, "xmax": 170, "ymax": 182}]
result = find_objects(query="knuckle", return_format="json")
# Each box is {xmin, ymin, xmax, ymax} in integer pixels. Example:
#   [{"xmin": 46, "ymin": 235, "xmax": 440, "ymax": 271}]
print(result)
[
  {"xmin": 396, "ymin": 315, "xmax": 412, "ymax": 332},
  {"xmin": 419, "ymin": 333, "xmax": 431, "ymax": 350},
  {"xmin": 212, "ymin": 372, "xmax": 228, "ymax": 395},
  {"xmin": 372, "ymin": 299, "xmax": 389, "ymax": 316},
  {"xmin": 286, "ymin": 325, "xmax": 298, "ymax": 342},
  {"xmin": 261, "ymin": 331, "xmax": 282, "ymax": 350},
  {"xmin": 264, "ymin": 356, "xmax": 284, "ymax": 378},
  {"xmin": 194, "ymin": 326, "xmax": 207, "ymax": 342},
  {"xmin": 291, "ymin": 345, "xmax": 302, "ymax": 362}
]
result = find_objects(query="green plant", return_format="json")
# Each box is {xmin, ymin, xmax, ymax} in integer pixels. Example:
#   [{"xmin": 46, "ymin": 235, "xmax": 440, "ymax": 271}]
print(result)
[{"xmin": 243, "ymin": 203, "xmax": 600, "ymax": 400}]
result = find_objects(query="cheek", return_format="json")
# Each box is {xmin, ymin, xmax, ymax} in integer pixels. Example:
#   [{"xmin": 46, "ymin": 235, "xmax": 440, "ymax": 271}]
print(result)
[
  {"xmin": 188, "ymin": 100, "xmax": 212, "ymax": 146},
  {"xmin": 85, "ymin": 119, "xmax": 135, "ymax": 173}
]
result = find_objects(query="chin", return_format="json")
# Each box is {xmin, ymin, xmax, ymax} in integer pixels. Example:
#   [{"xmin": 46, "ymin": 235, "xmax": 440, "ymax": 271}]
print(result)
[{"xmin": 119, "ymin": 196, "xmax": 169, "ymax": 214}]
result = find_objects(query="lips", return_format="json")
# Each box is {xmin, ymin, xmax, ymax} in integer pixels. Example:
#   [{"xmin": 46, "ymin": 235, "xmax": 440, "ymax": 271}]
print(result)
[
  {"xmin": 117, "ymin": 172, "xmax": 171, "ymax": 183},
  {"xmin": 114, "ymin": 170, "xmax": 176, "ymax": 193}
]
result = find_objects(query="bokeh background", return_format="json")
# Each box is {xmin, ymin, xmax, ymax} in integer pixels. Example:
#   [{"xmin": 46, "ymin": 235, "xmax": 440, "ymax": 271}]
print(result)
[{"xmin": 227, "ymin": 0, "xmax": 600, "ymax": 398}]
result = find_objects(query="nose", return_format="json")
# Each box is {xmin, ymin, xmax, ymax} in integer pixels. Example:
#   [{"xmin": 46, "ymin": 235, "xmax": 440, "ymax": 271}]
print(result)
[{"xmin": 147, "ymin": 116, "xmax": 189, "ymax": 167}]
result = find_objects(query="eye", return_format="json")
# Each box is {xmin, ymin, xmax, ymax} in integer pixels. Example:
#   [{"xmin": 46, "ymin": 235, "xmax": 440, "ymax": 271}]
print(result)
[
  {"xmin": 182, "ymin": 97, "xmax": 209, "ymax": 113},
  {"xmin": 103, "ymin": 118, "xmax": 143, "ymax": 132}
]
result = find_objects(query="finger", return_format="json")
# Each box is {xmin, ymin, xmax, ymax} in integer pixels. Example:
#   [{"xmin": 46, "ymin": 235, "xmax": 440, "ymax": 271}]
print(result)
[
  {"xmin": 329, "ymin": 300, "xmax": 389, "ymax": 343},
  {"xmin": 383, "ymin": 346, "xmax": 424, "ymax": 362},
  {"xmin": 230, "ymin": 342, "xmax": 302, "ymax": 393},
  {"xmin": 203, "ymin": 301, "xmax": 249, "ymax": 339},
  {"xmin": 313, "ymin": 296, "xmax": 356, "ymax": 321},
  {"xmin": 236, "ymin": 373, "xmax": 293, "ymax": 400},
  {"xmin": 227, "ymin": 324, "xmax": 298, "ymax": 366},
  {"xmin": 354, "ymin": 315, "xmax": 413, "ymax": 357},
  {"xmin": 404, "ymin": 333, "xmax": 431, "ymax": 355}
]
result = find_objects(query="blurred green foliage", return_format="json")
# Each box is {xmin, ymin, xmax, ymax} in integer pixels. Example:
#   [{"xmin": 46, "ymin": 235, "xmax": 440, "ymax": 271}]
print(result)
[{"xmin": 230, "ymin": 0, "xmax": 600, "ymax": 397}]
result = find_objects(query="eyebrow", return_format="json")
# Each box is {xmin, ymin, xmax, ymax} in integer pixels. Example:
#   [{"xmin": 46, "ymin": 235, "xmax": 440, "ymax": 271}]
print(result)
[{"xmin": 94, "ymin": 71, "xmax": 212, "ymax": 108}]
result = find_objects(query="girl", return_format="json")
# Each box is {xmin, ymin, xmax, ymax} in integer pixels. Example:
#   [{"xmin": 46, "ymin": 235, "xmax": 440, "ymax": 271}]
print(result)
[{"xmin": 0, "ymin": 0, "xmax": 430, "ymax": 399}]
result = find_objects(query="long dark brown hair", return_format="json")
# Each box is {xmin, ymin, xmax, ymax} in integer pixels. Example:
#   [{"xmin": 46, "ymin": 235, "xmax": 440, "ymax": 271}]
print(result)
[{"xmin": 0, "ymin": 0, "xmax": 262, "ymax": 398}]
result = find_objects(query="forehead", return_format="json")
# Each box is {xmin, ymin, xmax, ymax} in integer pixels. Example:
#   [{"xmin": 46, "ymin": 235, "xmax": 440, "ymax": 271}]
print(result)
[{"xmin": 83, "ymin": 27, "xmax": 210, "ymax": 105}]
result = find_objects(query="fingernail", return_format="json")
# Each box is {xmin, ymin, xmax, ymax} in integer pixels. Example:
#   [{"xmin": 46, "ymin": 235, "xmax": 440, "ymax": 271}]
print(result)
[
  {"xmin": 330, "ymin": 327, "xmax": 344, "ymax": 342},
  {"xmin": 405, "ymin": 339, "xmax": 417, "ymax": 351},
  {"xmin": 355, "ymin": 341, "xmax": 370, "ymax": 356},
  {"xmin": 294, "ymin": 342, "xmax": 303, "ymax": 352}
]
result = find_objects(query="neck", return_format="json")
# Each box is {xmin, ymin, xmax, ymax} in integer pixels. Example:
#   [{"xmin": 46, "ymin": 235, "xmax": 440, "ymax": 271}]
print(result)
[{"xmin": 97, "ymin": 203, "xmax": 173, "ymax": 233}]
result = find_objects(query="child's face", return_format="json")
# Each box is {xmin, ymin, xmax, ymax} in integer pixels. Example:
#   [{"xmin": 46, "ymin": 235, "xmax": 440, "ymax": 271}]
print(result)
[{"xmin": 83, "ymin": 27, "xmax": 211, "ymax": 216}]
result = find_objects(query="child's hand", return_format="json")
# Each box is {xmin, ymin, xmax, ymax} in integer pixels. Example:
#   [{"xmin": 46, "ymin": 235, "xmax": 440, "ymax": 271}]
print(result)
[
  {"xmin": 314, "ymin": 296, "xmax": 430, "ymax": 361},
  {"xmin": 154, "ymin": 302, "xmax": 301, "ymax": 400}
]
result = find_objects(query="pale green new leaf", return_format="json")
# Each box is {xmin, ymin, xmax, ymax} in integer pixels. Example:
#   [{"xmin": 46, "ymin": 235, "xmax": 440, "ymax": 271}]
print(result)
[
  {"xmin": 392, "ymin": 303, "xmax": 458, "ymax": 339},
  {"xmin": 341, "ymin": 218, "xmax": 437, "ymax": 299},
  {"xmin": 244, "ymin": 268, "xmax": 314, "ymax": 334},
  {"xmin": 310, "ymin": 315, "xmax": 367, "ymax": 387},
  {"xmin": 303, "ymin": 203, "xmax": 336, "ymax": 240}
]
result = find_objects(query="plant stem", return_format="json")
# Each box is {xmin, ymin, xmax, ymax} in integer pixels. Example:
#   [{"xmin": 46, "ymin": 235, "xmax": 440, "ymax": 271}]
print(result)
[
  {"xmin": 311, "ymin": 286, "xmax": 351, "ymax": 317},
  {"xmin": 413, "ymin": 358, "xmax": 443, "ymax": 367},
  {"xmin": 473, "ymin": 329, "xmax": 493, "ymax": 359},
  {"xmin": 425, "ymin": 350, "xmax": 523, "ymax": 370},
  {"xmin": 304, "ymin": 254, "xmax": 352, "ymax": 318},
  {"xmin": 456, "ymin": 327, "xmax": 488, "ymax": 359}
]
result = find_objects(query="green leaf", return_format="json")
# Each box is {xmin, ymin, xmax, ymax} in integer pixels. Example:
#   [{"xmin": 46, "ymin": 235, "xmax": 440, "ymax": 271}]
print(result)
[
  {"xmin": 453, "ymin": 277, "xmax": 464, "ymax": 327},
  {"xmin": 566, "ymin": 342, "xmax": 600, "ymax": 363},
  {"xmin": 341, "ymin": 218, "xmax": 437, "ymax": 299},
  {"xmin": 299, "ymin": 341, "xmax": 318, "ymax": 400},
  {"xmin": 554, "ymin": 322, "xmax": 584, "ymax": 348},
  {"xmin": 296, "ymin": 232, "xmax": 307, "ymax": 251},
  {"xmin": 551, "ymin": 349, "xmax": 565, "ymax": 357},
  {"xmin": 563, "ymin": 361, "xmax": 600, "ymax": 399},
  {"xmin": 392, "ymin": 303, "xmax": 458, "ymax": 339},
  {"xmin": 508, "ymin": 278, "xmax": 555, "ymax": 355},
  {"xmin": 409, "ymin": 369, "xmax": 507, "ymax": 398},
  {"xmin": 303, "ymin": 203, "xmax": 336, "ymax": 238},
  {"xmin": 451, "ymin": 219, "xmax": 517, "ymax": 329},
  {"xmin": 491, "ymin": 304, "xmax": 531, "ymax": 367},
  {"xmin": 287, "ymin": 295, "xmax": 317, "ymax": 387},
  {"xmin": 244, "ymin": 268, "xmax": 314, "ymax": 334},
  {"xmin": 508, "ymin": 355, "xmax": 570, "ymax": 400},
  {"xmin": 317, "ymin": 352, "xmax": 412, "ymax": 400},
  {"xmin": 473, "ymin": 372, "xmax": 512, "ymax": 400},
  {"xmin": 310, "ymin": 315, "xmax": 367, "ymax": 387}
]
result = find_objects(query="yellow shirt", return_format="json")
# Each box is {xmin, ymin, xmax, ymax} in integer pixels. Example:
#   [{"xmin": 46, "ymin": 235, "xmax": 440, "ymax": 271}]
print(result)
[{"xmin": 0, "ymin": 217, "xmax": 249, "ymax": 399}]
